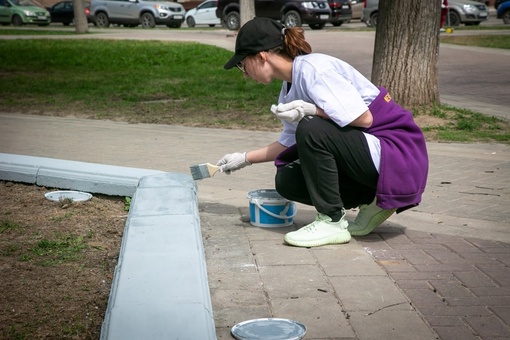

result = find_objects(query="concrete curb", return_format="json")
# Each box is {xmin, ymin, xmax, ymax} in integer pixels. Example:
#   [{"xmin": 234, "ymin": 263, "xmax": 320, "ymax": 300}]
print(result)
[
  {"xmin": 0, "ymin": 153, "xmax": 164, "ymax": 197},
  {"xmin": 0, "ymin": 153, "xmax": 216, "ymax": 340}
]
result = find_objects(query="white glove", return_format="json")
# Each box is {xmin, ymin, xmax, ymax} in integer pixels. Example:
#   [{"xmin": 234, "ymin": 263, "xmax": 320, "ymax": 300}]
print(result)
[
  {"xmin": 271, "ymin": 100, "xmax": 317, "ymax": 123},
  {"xmin": 216, "ymin": 152, "xmax": 251, "ymax": 174}
]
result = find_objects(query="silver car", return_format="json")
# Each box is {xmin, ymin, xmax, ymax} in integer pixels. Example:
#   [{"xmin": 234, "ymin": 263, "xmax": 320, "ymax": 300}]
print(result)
[
  {"xmin": 90, "ymin": 0, "xmax": 185, "ymax": 28},
  {"xmin": 361, "ymin": 0, "xmax": 488, "ymax": 27},
  {"xmin": 447, "ymin": 0, "xmax": 489, "ymax": 26}
]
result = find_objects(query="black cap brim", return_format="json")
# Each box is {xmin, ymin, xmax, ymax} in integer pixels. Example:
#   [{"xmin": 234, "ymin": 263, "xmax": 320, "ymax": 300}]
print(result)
[{"xmin": 224, "ymin": 53, "xmax": 246, "ymax": 70}]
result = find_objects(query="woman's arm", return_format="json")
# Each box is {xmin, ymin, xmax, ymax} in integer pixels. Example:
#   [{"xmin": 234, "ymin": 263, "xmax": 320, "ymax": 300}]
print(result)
[
  {"xmin": 350, "ymin": 109, "xmax": 373, "ymax": 128},
  {"xmin": 246, "ymin": 141, "xmax": 287, "ymax": 164}
]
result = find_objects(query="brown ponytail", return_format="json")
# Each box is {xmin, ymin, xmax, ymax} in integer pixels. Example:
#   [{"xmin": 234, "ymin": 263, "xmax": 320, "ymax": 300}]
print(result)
[
  {"xmin": 269, "ymin": 26, "xmax": 312, "ymax": 59},
  {"xmin": 283, "ymin": 27, "xmax": 312, "ymax": 59}
]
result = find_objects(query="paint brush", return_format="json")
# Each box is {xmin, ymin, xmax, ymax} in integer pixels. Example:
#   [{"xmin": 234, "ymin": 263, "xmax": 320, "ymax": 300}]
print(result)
[{"xmin": 189, "ymin": 163, "xmax": 221, "ymax": 180}]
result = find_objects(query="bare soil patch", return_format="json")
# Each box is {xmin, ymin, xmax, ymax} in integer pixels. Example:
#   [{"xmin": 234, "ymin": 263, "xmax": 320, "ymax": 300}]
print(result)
[{"xmin": 0, "ymin": 181, "xmax": 127, "ymax": 339}]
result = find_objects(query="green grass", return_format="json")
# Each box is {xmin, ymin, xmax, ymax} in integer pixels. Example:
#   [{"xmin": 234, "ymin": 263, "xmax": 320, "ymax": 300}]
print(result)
[
  {"xmin": 440, "ymin": 34, "xmax": 510, "ymax": 49},
  {"xmin": 124, "ymin": 197, "xmax": 132, "ymax": 212},
  {"xmin": 0, "ymin": 39, "xmax": 282, "ymax": 129},
  {"xmin": 0, "ymin": 28, "xmax": 83, "ymax": 35},
  {"xmin": 0, "ymin": 219, "xmax": 19, "ymax": 233},
  {"xmin": 25, "ymin": 232, "xmax": 88, "ymax": 266},
  {"xmin": 418, "ymin": 105, "xmax": 510, "ymax": 143},
  {"xmin": 0, "ymin": 38, "xmax": 508, "ymax": 142}
]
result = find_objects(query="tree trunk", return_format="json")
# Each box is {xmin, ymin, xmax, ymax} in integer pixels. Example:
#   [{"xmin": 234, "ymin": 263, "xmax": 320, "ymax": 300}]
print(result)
[
  {"xmin": 73, "ymin": 0, "xmax": 88, "ymax": 34},
  {"xmin": 240, "ymin": 0, "xmax": 256, "ymax": 28},
  {"xmin": 371, "ymin": 0, "xmax": 440, "ymax": 109}
]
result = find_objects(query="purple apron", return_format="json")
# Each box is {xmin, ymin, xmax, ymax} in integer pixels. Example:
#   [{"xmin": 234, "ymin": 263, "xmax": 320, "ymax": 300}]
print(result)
[{"xmin": 365, "ymin": 87, "xmax": 428, "ymax": 210}]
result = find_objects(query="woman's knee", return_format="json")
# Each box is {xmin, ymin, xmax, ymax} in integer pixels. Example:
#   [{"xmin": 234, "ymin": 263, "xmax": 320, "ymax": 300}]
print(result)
[
  {"xmin": 275, "ymin": 165, "xmax": 310, "ymax": 204},
  {"xmin": 275, "ymin": 169, "xmax": 290, "ymax": 198}
]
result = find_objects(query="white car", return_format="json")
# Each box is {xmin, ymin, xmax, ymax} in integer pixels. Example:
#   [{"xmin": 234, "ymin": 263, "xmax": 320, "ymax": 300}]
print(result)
[{"xmin": 185, "ymin": 0, "xmax": 220, "ymax": 27}]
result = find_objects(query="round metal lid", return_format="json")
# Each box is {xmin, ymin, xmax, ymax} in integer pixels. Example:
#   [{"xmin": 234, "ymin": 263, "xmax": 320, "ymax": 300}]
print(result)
[
  {"xmin": 44, "ymin": 190, "xmax": 92, "ymax": 202},
  {"xmin": 231, "ymin": 318, "xmax": 307, "ymax": 340}
]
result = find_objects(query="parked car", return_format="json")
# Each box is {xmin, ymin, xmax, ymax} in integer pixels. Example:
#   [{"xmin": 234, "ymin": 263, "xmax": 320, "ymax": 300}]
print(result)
[
  {"xmin": 328, "ymin": 0, "xmax": 351, "ymax": 26},
  {"xmin": 351, "ymin": 0, "xmax": 363, "ymax": 20},
  {"xmin": 185, "ymin": 0, "xmax": 220, "ymax": 27},
  {"xmin": 497, "ymin": 0, "xmax": 510, "ymax": 23},
  {"xmin": 448, "ymin": 0, "xmax": 489, "ymax": 26},
  {"xmin": 89, "ymin": 0, "xmax": 185, "ymax": 28},
  {"xmin": 215, "ymin": 0, "xmax": 331, "ymax": 31},
  {"xmin": 46, "ymin": 0, "xmax": 90, "ymax": 25},
  {"xmin": 495, "ymin": 0, "xmax": 510, "ymax": 9},
  {"xmin": 361, "ymin": 0, "xmax": 377, "ymax": 27},
  {"xmin": 0, "ymin": 0, "xmax": 50, "ymax": 26},
  {"xmin": 361, "ymin": 0, "xmax": 488, "ymax": 27}
]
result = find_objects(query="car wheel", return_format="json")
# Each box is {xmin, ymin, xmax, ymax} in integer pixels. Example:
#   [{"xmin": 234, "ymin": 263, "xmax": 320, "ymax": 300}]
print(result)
[
  {"xmin": 332, "ymin": 21, "xmax": 342, "ymax": 27},
  {"xmin": 11, "ymin": 15, "xmax": 23, "ymax": 26},
  {"xmin": 95, "ymin": 12, "xmax": 110, "ymax": 27},
  {"xmin": 186, "ymin": 16, "xmax": 195, "ymax": 27},
  {"xmin": 448, "ymin": 11, "xmax": 461, "ymax": 26},
  {"xmin": 283, "ymin": 10, "xmax": 302, "ymax": 28},
  {"xmin": 63, "ymin": 22, "xmax": 71, "ymax": 26},
  {"xmin": 309, "ymin": 23, "xmax": 325, "ymax": 30},
  {"xmin": 503, "ymin": 9, "xmax": 510, "ymax": 24},
  {"xmin": 370, "ymin": 12, "xmax": 378, "ymax": 27},
  {"xmin": 224, "ymin": 11, "xmax": 240, "ymax": 30},
  {"xmin": 208, "ymin": 24, "xmax": 215, "ymax": 27},
  {"xmin": 141, "ymin": 13, "xmax": 156, "ymax": 28}
]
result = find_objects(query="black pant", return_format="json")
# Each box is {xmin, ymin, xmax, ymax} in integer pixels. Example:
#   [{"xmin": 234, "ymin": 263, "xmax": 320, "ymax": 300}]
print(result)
[{"xmin": 275, "ymin": 116, "xmax": 378, "ymax": 222}]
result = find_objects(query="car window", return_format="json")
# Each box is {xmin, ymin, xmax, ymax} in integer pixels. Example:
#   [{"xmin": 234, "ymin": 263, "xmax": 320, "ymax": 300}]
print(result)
[
  {"xmin": 202, "ymin": 1, "xmax": 214, "ymax": 9},
  {"xmin": 0, "ymin": 0, "xmax": 8, "ymax": 6},
  {"xmin": 11, "ymin": 0, "xmax": 37, "ymax": 6}
]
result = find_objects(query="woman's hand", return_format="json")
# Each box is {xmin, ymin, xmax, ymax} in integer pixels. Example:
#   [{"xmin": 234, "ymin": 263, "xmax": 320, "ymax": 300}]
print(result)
[
  {"xmin": 271, "ymin": 100, "xmax": 317, "ymax": 123},
  {"xmin": 216, "ymin": 152, "xmax": 251, "ymax": 174}
]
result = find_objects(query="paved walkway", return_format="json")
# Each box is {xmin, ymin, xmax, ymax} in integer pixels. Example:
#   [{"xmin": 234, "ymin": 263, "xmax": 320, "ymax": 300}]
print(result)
[{"xmin": 0, "ymin": 113, "xmax": 508, "ymax": 339}]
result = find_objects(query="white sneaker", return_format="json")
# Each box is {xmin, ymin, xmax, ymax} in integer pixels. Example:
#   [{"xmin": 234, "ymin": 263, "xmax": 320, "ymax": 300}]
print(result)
[
  {"xmin": 347, "ymin": 198, "xmax": 396, "ymax": 236},
  {"xmin": 284, "ymin": 212, "xmax": 351, "ymax": 247}
]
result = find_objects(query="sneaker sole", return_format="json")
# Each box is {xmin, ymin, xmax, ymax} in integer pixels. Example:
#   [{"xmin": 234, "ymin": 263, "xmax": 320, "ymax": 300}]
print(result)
[
  {"xmin": 348, "ymin": 209, "xmax": 396, "ymax": 236},
  {"xmin": 284, "ymin": 231, "xmax": 351, "ymax": 247}
]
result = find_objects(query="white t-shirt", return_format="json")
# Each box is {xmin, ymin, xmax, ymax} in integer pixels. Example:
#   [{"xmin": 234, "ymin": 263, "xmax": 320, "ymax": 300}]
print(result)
[{"xmin": 276, "ymin": 53, "xmax": 381, "ymax": 171}]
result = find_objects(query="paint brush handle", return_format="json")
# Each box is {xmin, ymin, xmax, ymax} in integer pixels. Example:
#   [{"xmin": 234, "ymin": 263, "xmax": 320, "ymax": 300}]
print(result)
[{"xmin": 206, "ymin": 163, "xmax": 221, "ymax": 175}]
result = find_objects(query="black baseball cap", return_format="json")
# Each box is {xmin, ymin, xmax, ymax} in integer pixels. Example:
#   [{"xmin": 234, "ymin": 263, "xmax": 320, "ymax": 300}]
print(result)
[{"xmin": 224, "ymin": 17, "xmax": 285, "ymax": 70}]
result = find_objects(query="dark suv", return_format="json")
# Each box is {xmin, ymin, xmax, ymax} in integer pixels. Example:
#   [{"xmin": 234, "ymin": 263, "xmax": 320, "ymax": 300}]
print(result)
[
  {"xmin": 329, "ymin": 0, "xmax": 352, "ymax": 26},
  {"xmin": 215, "ymin": 0, "xmax": 331, "ymax": 30}
]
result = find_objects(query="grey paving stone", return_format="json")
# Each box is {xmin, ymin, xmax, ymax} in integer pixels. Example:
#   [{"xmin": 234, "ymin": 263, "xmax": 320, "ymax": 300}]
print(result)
[
  {"xmin": 329, "ymin": 276, "xmax": 411, "ymax": 312},
  {"xmin": 258, "ymin": 265, "xmax": 332, "ymax": 299},
  {"xmin": 348, "ymin": 311, "xmax": 438, "ymax": 340},
  {"xmin": 433, "ymin": 326, "xmax": 480, "ymax": 340},
  {"xmin": 463, "ymin": 314, "xmax": 510, "ymax": 338},
  {"xmin": 271, "ymin": 296, "xmax": 355, "ymax": 339}
]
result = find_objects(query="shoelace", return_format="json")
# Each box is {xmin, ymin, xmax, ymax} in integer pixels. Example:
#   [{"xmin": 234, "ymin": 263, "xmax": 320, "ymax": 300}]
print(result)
[{"xmin": 302, "ymin": 214, "xmax": 330, "ymax": 232}]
